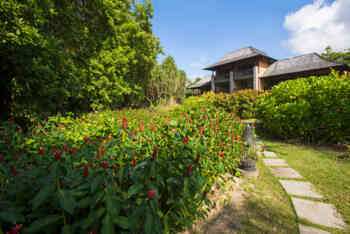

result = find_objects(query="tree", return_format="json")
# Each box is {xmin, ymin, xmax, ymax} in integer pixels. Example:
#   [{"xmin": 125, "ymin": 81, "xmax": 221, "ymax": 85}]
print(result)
[
  {"xmin": 321, "ymin": 46, "xmax": 350, "ymax": 67},
  {"xmin": 0, "ymin": 0, "xmax": 161, "ymax": 123}
]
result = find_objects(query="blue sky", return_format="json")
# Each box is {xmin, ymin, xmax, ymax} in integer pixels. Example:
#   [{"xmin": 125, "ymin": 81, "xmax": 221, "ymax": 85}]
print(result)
[{"xmin": 151, "ymin": 0, "xmax": 350, "ymax": 81}]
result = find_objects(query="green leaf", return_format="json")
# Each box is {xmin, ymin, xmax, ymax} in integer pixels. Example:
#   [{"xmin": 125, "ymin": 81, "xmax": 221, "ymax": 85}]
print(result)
[
  {"xmin": 144, "ymin": 212, "xmax": 153, "ymax": 234},
  {"xmin": 0, "ymin": 211, "xmax": 25, "ymax": 223},
  {"xmin": 58, "ymin": 190, "xmax": 76, "ymax": 215},
  {"xmin": 113, "ymin": 216, "xmax": 129, "ymax": 229},
  {"xmin": 91, "ymin": 175, "xmax": 103, "ymax": 193},
  {"xmin": 127, "ymin": 184, "xmax": 143, "ymax": 198},
  {"xmin": 62, "ymin": 224, "xmax": 72, "ymax": 234},
  {"xmin": 102, "ymin": 214, "xmax": 115, "ymax": 234},
  {"xmin": 25, "ymin": 215, "xmax": 61, "ymax": 233},
  {"xmin": 31, "ymin": 184, "xmax": 54, "ymax": 210},
  {"xmin": 106, "ymin": 193, "xmax": 120, "ymax": 217}
]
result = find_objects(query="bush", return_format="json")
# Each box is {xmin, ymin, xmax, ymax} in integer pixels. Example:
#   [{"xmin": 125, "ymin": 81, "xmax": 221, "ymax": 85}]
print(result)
[
  {"xmin": 184, "ymin": 90, "xmax": 265, "ymax": 119},
  {"xmin": 257, "ymin": 71, "xmax": 350, "ymax": 143},
  {"xmin": 0, "ymin": 105, "xmax": 245, "ymax": 233}
]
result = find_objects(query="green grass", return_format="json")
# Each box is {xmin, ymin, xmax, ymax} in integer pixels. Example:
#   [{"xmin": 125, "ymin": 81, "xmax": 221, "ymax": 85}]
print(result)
[
  {"xmin": 238, "ymin": 160, "xmax": 299, "ymax": 233},
  {"xmin": 262, "ymin": 139, "xmax": 350, "ymax": 233}
]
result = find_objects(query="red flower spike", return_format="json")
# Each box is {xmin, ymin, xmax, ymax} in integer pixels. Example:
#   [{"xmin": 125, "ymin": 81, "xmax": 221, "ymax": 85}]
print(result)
[
  {"xmin": 63, "ymin": 146, "xmax": 68, "ymax": 152},
  {"xmin": 0, "ymin": 155, "xmax": 4, "ymax": 163},
  {"xmin": 151, "ymin": 126, "xmax": 155, "ymax": 132},
  {"xmin": 103, "ymin": 183, "xmax": 107, "ymax": 189},
  {"xmin": 69, "ymin": 148, "xmax": 74, "ymax": 155},
  {"xmin": 187, "ymin": 164, "xmax": 193, "ymax": 177},
  {"xmin": 139, "ymin": 122, "xmax": 143, "ymax": 132},
  {"xmin": 220, "ymin": 152, "xmax": 225, "ymax": 158},
  {"xmin": 84, "ymin": 164, "xmax": 89, "ymax": 177},
  {"xmin": 189, "ymin": 119, "xmax": 193, "ymax": 126},
  {"xmin": 54, "ymin": 151, "xmax": 62, "ymax": 161},
  {"xmin": 14, "ymin": 154, "xmax": 18, "ymax": 161},
  {"xmin": 102, "ymin": 148, "xmax": 107, "ymax": 155},
  {"xmin": 88, "ymin": 230, "xmax": 97, "ymax": 234},
  {"xmin": 122, "ymin": 117, "xmax": 127, "ymax": 130},
  {"xmin": 132, "ymin": 155, "xmax": 136, "ymax": 166},
  {"xmin": 199, "ymin": 126, "xmax": 203, "ymax": 135},
  {"xmin": 152, "ymin": 147, "xmax": 158, "ymax": 161},
  {"xmin": 84, "ymin": 135, "xmax": 89, "ymax": 143},
  {"xmin": 9, "ymin": 224, "xmax": 23, "ymax": 234},
  {"xmin": 48, "ymin": 167, "xmax": 51, "ymax": 173},
  {"xmin": 39, "ymin": 147, "xmax": 45, "ymax": 155},
  {"xmin": 114, "ymin": 183, "xmax": 119, "ymax": 188},
  {"xmin": 148, "ymin": 189, "xmax": 155, "ymax": 200},
  {"xmin": 131, "ymin": 130, "xmax": 135, "ymax": 139},
  {"xmin": 10, "ymin": 165, "xmax": 18, "ymax": 176},
  {"xmin": 102, "ymin": 161, "xmax": 107, "ymax": 169},
  {"xmin": 183, "ymin": 137, "xmax": 188, "ymax": 144},
  {"xmin": 97, "ymin": 152, "xmax": 101, "ymax": 159}
]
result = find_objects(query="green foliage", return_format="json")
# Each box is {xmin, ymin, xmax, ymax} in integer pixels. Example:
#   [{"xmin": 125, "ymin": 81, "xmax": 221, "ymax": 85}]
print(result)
[
  {"xmin": 321, "ymin": 46, "xmax": 350, "ymax": 67},
  {"xmin": 0, "ymin": 105, "xmax": 245, "ymax": 233},
  {"xmin": 184, "ymin": 90, "xmax": 266, "ymax": 119},
  {"xmin": 0, "ymin": 0, "xmax": 161, "ymax": 123},
  {"xmin": 257, "ymin": 71, "xmax": 350, "ymax": 143},
  {"xmin": 146, "ymin": 56, "xmax": 189, "ymax": 105}
]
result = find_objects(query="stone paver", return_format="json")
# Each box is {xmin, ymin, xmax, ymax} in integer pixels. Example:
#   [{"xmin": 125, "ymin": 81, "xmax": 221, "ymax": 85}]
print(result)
[
  {"xmin": 263, "ymin": 151, "xmax": 276, "ymax": 157},
  {"xmin": 269, "ymin": 167, "xmax": 303, "ymax": 178},
  {"xmin": 299, "ymin": 224, "xmax": 330, "ymax": 234},
  {"xmin": 279, "ymin": 180, "xmax": 323, "ymax": 198},
  {"xmin": 292, "ymin": 198, "xmax": 346, "ymax": 229},
  {"xmin": 263, "ymin": 158, "xmax": 288, "ymax": 166}
]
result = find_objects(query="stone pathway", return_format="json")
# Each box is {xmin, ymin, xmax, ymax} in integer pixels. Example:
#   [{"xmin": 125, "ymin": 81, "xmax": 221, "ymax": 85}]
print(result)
[{"xmin": 256, "ymin": 141, "xmax": 347, "ymax": 234}]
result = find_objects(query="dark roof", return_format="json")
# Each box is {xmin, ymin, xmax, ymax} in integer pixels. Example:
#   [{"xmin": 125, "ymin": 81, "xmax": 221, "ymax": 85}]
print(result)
[
  {"xmin": 187, "ymin": 75, "xmax": 211, "ymax": 89},
  {"xmin": 261, "ymin": 53, "xmax": 345, "ymax": 78},
  {"xmin": 203, "ymin": 46, "xmax": 276, "ymax": 70}
]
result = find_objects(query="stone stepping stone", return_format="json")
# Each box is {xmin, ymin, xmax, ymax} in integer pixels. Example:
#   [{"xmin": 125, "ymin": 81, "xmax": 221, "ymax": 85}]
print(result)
[
  {"xmin": 299, "ymin": 224, "xmax": 330, "ymax": 234},
  {"xmin": 279, "ymin": 180, "xmax": 323, "ymax": 198},
  {"xmin": 292, "ymin": 198, "xmax": 346, "ymax": 229},
  {"xmin": 269, "ymin": 167, "xmax": 303, "ymax": 178},
  {"xmin": 263, "ymin": 151, "xmax": 276, "ymax": 157},
  {"xmin": 263, "ymin": 158, "xmax": 288, "ymax": 166}
]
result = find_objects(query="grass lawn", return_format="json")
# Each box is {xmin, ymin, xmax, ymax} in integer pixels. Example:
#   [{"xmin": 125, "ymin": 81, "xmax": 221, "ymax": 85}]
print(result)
[{"xmin": 262, "ymin": 138, "xmax": 350, "ymax": 233}]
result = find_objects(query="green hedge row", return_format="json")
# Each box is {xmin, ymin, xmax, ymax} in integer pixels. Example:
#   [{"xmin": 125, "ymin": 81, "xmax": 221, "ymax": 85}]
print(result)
[
  {"xmin": 257, "ymin": 71, "xmax": 350, "ymax": 143},
  {"xmin": 184, "ymin": 90, "xmax": 265, "ymax": 119}
]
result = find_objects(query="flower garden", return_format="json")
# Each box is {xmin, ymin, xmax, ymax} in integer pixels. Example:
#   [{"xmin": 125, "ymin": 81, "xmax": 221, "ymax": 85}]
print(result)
[{"xmin": 0, "ymin": 103, "xmax": 246, "ymax": 233}]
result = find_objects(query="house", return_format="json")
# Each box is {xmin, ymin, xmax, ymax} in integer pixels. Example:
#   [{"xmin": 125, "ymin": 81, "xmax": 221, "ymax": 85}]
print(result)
[
  {"xmin": 201, "ymin": 46, "xmax": 349, "ymax": 93},
  {"xmin": 187, "ymin": 75, "xmax": 211, "ymax": 95}
]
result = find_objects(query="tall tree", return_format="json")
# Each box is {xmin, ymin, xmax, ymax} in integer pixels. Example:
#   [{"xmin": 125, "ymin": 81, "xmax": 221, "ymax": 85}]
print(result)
[{"xmin": 321, "ymin": 46, "xmax": 350, "ymax": 67}]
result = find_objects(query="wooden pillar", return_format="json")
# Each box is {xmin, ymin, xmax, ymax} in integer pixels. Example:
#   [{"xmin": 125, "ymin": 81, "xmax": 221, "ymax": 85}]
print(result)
[
  {"xmin": 211, "ymin": 72, "xmax": 215, "ymax": 92},
  {"xmin": 253, "ymin": 65, "xmax": 259, "ymax": 90},
  {"xmin": 229, "ymin": 71, "xmax": 234, "ymax": 93}
]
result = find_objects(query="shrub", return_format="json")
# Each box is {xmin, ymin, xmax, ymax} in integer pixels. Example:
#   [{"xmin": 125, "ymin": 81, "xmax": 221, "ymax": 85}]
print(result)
[
  {"xmin": 184, "ymin": 90, "xmax": 265, "ymax": 119},
  {"xmin": 0, "ymin": 105, "xmax": 245, "ymax": 233},
  {"xmin": 257, "ymin": 71, "xmax": 350, "ymax": 143}
]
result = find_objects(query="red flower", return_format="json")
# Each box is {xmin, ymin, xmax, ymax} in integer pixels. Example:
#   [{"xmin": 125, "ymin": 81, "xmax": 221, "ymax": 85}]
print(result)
[
  {"xmin": 14, "ymin": 154, "xmax": 18, "ymax": 161},
  {"xmin": 139, "ymin": 122, "xmax": 143, "ymax": 132},
  {"xmin": 0, "ymin": 154, "xmax": 4, "ymax": 163},
  {"xmin": 102, "ymin": 148, "xmax": 107, "ymax": 155},
  {"xmin": 38, "ymin": 147, "xmax": 45, "ymax": 155},
  {"xmin": 114, "ymin": 183, "xmax": 119, "ymax": 188},
  {"xmin": 96, "ymin": 151, "xmax": 101, "ymax": 159},
  {"xmin": 189, "ymin": 119, "xmax": 193, "ymax": 126},
  {"xmin": 8, "ymin": 224, "xmax": 22, "ymax": 234},
  {"xmin": 63, "ymin": 146, "xmax": 68, "ymax": 152},
  {"xmin": 148, "ymin": 189, "xmax": 155, "ymax": 200},
  {"xmin": 187, "ymin": 164, "xmax": 193, "ymax": 177},
  {"xmin": 54, "ymin": 151, "xmax": 62, "ymax": 161},
  {"xmin": 84, "ymin": 164, "xmax": 89, "ymax": 177},
  {"xmin": 132, "ymin": 155, "xmax": 136, "ymax": 166},
  {"xmin": 10, "ymin": 165, "xmax": 18, "ymax": 176},
  {"xmin": 122, "ymin": 117, "xmax": 127, "ymax": 130},
  {"xmin": 88, "ymin": 230, "xmax": 97, "ymax": 234},
  {"xmin": 84, "ymin": 135, "xmax": 89, "ymax": 143},
  {"xmin": 69, "ymin": 148, "xmax": 74, "ymax": 155},
  {"xmin": 103, "ymin": 183, "xmax": 107, "ymax": 189},
  {"xmin": 102, "ymin": 161, "xmax": 107, "ymax": 169},
  {"xmin": 199, "ymin": 126, "xmax": 203, "ymax": 135},
  {"xmin": 152, "ymin": 146, "xmax": 158, "ymax": 161},
  {"xmin": 183, "ymin": 137, "xmax": 188, "ymax": 144},
  {"xmin": 220, "ymin": 152, "xmax": 225, "ymax": 158},
  {"xmin": 151, "ymin": 126, "xmax": 155, "ymax": 132},
  {"xmin": 131, "ymin": 130, "xmax": 135, "ymax": 139}
]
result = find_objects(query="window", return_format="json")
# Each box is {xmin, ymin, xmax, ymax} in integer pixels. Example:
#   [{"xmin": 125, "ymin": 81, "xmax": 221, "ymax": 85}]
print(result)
[{"xmin": 225, "ymin": 71, "xmax": 230, "ymax": 80}]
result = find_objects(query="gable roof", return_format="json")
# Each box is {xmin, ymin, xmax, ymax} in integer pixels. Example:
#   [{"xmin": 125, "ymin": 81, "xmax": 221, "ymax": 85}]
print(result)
[
  {"xmin": 261, "ymin": 53, "xmax": 345, "ymax": 78},
  {"xmin": 187, "ymin": 75, "xmax": 211, "ymax": 89},
  {"xmin": 203, "ymin": 46, "xmax": 276, "ymax": 70}
]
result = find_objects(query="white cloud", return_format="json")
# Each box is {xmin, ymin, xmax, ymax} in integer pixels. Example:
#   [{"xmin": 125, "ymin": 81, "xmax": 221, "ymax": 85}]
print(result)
[
  {"xmin": 283, "ymin": 0, "xmax": 350, "ymax": 54},
  {"xmin": 190, "ymin": 56, "xmax": 209, "ymax": 68}
]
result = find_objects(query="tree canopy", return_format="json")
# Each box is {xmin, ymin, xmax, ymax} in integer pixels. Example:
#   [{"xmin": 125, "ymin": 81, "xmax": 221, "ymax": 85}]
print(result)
[
  {"xmin": 321, "ymin": 46, "xmax": 350, "ymax": 67},
  {"xmin": 1, "ymin": 0, "xmax": 177, "ymax": 124}
]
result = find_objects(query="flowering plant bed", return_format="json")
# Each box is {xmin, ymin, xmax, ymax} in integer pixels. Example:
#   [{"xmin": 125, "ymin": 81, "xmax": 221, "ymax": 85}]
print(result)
[{"xmin": 0, "ymin": 105, "xmax": 245, "ymax": 233}]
